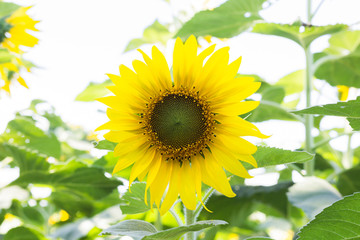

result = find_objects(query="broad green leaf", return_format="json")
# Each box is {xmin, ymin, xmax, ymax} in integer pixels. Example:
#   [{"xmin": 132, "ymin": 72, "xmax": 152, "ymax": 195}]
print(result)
[
  {"xmin": 336, "ymin": 165, "xmax": 360, "ymax": 196},
  {"xmin": 246, "ymin": 100, "xmax": 299, "ymax": 122},
  {"xmin": 101, "ymin": 219, "xmax": 157, "ymax": 238},
  {"xmin": 0, "ymin": 2, "xmax": 20, "ymax": 18},
  {"xmin": 11, "ymin": 164, "xmax": 122, "ymax": 199},
  {"xmin": 75, "ymin": 79, "xmax": 113, "ymax": 102},
  {"xmin": 142, "ymin": 220, "xmax": 227, "ymax": 240},
  {"xmin": 297, "ymin": 192, "xmax": 360, "ymax": 240},
  {"xmin": 247, "ymin": 146, "xmax": 314, "ymax": 169},
  {"xmin": 1, "ymin": 116, "xmax": 61, "ymax": 158},
  {"xmin": 3, "ymin": 144, "xmax": 49, "ymax": 175},
  {"xmin": 276, "ymin": 69, "xmax": 304, "ymax": 95},
  {"xmin": 94, "ymin": 139, "xmax": 117, "ymax": 151},
  {"xmin": 176, "ymin": 0, "xmax": 266, "ymax": 38},
  {"xmin": 326, "ymin": 30, "xmax": 360, "ymax": 55},
  {"xmin": 260, "ymin": 85, "xmax": 285, "ymax": 104},
  {"xmin": 4, "ymin": 226, "xmax": 47, "ymax": 240},
  {"xmin": 0, "ymin": 48, "xmax": 12, "ymax": 64},
  {"xmin": 201, "ymin": 182, "xmax": 293, "ymax": 226},
  {"xmin": 287, "ymin": 177, "xmax": 342, "ymax": 219},
  {"xmin": 120, "ymin": 182, "xmax": 150, "ymax": 214},
  {"xmin": 124, "ymin": 20, "xmax": 172, "ymax": 52},
  {"xmin": 245, "ymin": 238, "xmax": 275, "ymax": 240},
  {"xmin": 9, "ymin": 200, "xmax": 45, "ymax": 227},
  {"xmin": 252, "ymin": 23, "xmax": 347, "ymax": 48},
  {"xmin": 292, "ymin": 97, "xmax": 360, "ymax": 131}
]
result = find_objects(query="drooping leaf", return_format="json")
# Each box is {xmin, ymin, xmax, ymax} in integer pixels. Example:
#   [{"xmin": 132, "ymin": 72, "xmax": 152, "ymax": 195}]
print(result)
[
  {"xmin": 142, "ymin": 220, "xmax": 227, "ymax": 240},
  {"xmin": 0, "ymin": 2, "xmax": 20, "ymax": 18},
  {"xmin": 297, "ymin": 192, "xmax": 360, "ymax": 240},
  {"xmin": 11, "ymin": 163, "xmax": 122, "ymax": 199},
  {"xmin": 1, "ymin": 116, "xmax": 61, "ymax": 158},
  {"xmin": 287, "ymin": 177, "xmax": 342, "ymax": 219},
  {"xmin": 292, "ymin": 97, "xmax": 360, "ymax": 131},
  {"xmin": 124, "ymin": 20, "xmax": 172, "ymax": 52},
  {"xmin": 336, "ymin": 165, "xmax": 360, "ymax": 196},
  {"xmin": 100, "ymin": 219, "xmax": 157, "ymax": 238},
  {"xmin": 176, "ymin": 0, "xmax": 266, "ymax": 38},
  {"xmin": 75, "ymin": 79, "xmax": 113, "ymax": 102},
  {"xmin": 120, "ymin": 182, "xmax": 151, "ymax": 214},
  {"xmin": 4, "ymin": 226, "xmax": 47, "ymax": 240},
  {"xmin": 248, "ymin": 146, "xmax": 314, "ymax": 169},
  {"xmin": 252, "ymin": 23, "xmax": 347, "ymax": 48}
]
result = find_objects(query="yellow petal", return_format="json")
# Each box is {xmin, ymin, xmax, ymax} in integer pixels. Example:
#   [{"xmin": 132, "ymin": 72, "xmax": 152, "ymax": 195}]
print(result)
[
  {"xmin": 160, "ymin": 161, "xmax": 180, "ymax": 215},
  {"xmin": 214, "ymin": 101, "xmax": 260, "ymax": 116},
  {"xmin": 179, "ymin": 161, "xmax": 197, "ymax": 210},
  {"xmin": 129, "ymin": 148, "xmax": 156, "ymax": 186},
  {"xmin": 150, "ymin": 159, "xmax": 172, "ymax": 207}
]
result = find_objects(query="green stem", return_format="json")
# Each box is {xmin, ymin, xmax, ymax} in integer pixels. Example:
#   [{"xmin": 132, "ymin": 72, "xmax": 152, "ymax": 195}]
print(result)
[
  {"xmin": 170, "ymin": 208, "xmax": 183, "ymax": 226},
  {"xmin": 155, "ymin": 210, "xmax": 163, "ymax": 231},
  {"xmin": 343, "ymin": 130, "xmax": 354, "ymax": 169},
  {"xmin": 184, "ymin": 207, "xmax": 195, "ymax": 240},
  {"xmin": 304, "ymin": 0, "xmax": 315, "ymax": 176},
  {"xmin": 194, "ymin": 187, "xmax": 215, "ymax": 219}
]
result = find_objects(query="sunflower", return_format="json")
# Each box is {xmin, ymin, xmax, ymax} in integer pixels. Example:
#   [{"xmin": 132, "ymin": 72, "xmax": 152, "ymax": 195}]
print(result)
[
  {"xmin": 1, "ymin": 6, "xmax": 39, "ymax": 54},
  {"xmin": 97, "ymin": 35, "xmax": 267, "ymax": 215}
]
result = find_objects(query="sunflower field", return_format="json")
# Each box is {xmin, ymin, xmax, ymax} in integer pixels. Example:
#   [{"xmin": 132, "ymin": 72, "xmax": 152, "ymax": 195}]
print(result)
[{"xmin": 1, "ymin": 0, "xmax": 360, "ymax": 239}]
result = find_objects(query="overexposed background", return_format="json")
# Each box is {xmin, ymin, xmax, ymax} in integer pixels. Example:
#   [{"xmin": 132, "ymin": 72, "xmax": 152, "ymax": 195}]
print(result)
[{"xmin": 1, "ymin": 0, "xmax": 360, "ymax": 151}]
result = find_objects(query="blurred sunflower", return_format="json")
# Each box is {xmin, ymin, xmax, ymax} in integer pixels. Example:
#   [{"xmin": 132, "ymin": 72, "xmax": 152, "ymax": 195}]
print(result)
[
  {"xmin": 97, "ymin": 35, "xmax": 267, "ymax": 215},
  {"xmin": 0, "ymin": 6, "xmax": 38, "ymax": 93},
  {"xmin": 1, "ymin": 6, "xmax": 39, "ymax": 54}
]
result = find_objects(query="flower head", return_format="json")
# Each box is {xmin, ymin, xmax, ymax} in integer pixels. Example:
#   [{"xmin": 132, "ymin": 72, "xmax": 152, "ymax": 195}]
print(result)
[{"xmin": 97, "ymin": 36, "xmax": 267, "ymax": 214}]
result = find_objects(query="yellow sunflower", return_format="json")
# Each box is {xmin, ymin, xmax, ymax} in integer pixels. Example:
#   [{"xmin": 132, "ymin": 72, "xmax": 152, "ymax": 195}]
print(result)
[
  {"xmin": 97, "ymin": 35, "xmax": 267, "ymax": 215},
  {"xmin": 1, "ymin": 6, "xmax": 39, "ymax": 54}
]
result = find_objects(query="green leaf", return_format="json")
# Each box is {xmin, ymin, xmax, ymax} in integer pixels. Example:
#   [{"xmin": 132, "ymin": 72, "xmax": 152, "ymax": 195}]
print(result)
[
  {"xmin": 276, "ymin": 69, "xmax": 304, "ymax": 95},
  {"xmin": 337, "ymin": 165, "xmax": 360, "ymax": 196},
  {"xmin": 252, "ymin": 23, "xmax": 347, "ymax": 48},
  {"xmin": 101, "ymin": 219, "xmax": 158, "ymax": 238},
  {"xmin": 245, "ymin": 238, "xmax": 275, "ymax": 240},
  {"xmin": 176, "ymin": 0, "xmax": 266, "ymax": 38},
  {"xmin": 3, "ymin": 144, "xmax": 49, "ymax": 175},
  {"xmin": 142, "ymin": 220, "xmax": 227, "ymax": 240},
  {"xmin": 297, "ymin": 192, "xmax": 360, "ymax": 240},
  {"xmin": 4, "ymin": 226, "xmax": 47, "ymax": 240},
  {"xmin": 9, "ymin": 200, "xmax": 45, "ymax": 227},
  {"xmin": 292, "ymin": 97, "xmax": 360, "ymax": 131},
  {"xmin": 0, "ymin": 48, "xmax": 12, "ymax": 64},
  {"xmin": 326, "ymin": 30, "xmax": 360, "ymax": 56},
  {"xmin": 94, "ymin": 139, "xmax": 117, "ymax": 151},
  {"xmin": 201, "ymin": 182, "xmax": 293, "ymax": 226},
  {"xmin": 120, "ymin": 182, "xmax": 150, "ymax": 214},
  {"xmin": 1, "ymin": 116, "xmax": 61, "ymax": 158},
  {"xmin": 75, "ymin": 79, "xmax": 113, "ymax": 102},
  {"xmin": 247, "ymin": 146, "xmax": 314, "ymax": 169},
  {"xmin": 260, "ymin": 85, "xmax": 285, "ymax": 104},
  {"xmin": 246, "ymin": 100, "xmax": 299, "ymax": 122},
  {"xmin": 11, "ymin": 164, "xmax": 122, "ymax": 199},
  {"xmin": 124, "ymin": 20, "xmax": 172, "ymax": 52},
  {"xmin": 287, "ymin": 177, "xmax": 342, "ymax": 219},
  {"xmin": 0, "ymin": 2, "xmax": 20, "ymax": 18}
]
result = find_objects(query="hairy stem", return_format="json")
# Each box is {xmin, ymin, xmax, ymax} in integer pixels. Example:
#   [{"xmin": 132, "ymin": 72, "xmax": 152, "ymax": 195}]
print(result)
[{"xmin": 184, "ymin": 207, "xmax": 195, "ymax": 240}]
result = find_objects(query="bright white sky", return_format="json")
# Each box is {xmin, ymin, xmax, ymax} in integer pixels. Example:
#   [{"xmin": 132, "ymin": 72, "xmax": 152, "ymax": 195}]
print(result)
[{"xmin": 1, "ymin": 0, "xmax": 360, "ymax": 151}]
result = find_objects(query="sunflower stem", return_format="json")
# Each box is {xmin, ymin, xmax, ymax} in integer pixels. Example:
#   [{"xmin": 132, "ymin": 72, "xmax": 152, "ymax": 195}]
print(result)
[
  {"xmin": 184, "ymin": 207, "xmax": 195, "ymax": 240},
  {"xmin": 304, "ymin": 0, "xmax": 315, "ymax": 176},
  {"xmin": 194, "ymin": 186, "xmax": 215, "ymax": 219}
]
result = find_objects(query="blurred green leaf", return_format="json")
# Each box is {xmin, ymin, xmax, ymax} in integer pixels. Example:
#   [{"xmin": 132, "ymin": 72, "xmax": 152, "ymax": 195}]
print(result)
[
  {"xmin": 276, "ymin": 69, "xmax": 304, "ymax": 95},
  {"xmin": 11, "ymin": 163, "xmax": 121, "ymax": 199},
  {"xmin": 292, "ymin": 97, "xmax": 360, "ymax": 131},
  {"xmin": 246, "ymin": 100, "xmax": 299, "ymax": 122},
  {"xmin": 0, "ymin": 48, "xmax": 12, "ymax": 64},
  {"xmin": 3, "ymin": 144, "xmax": 49, "ymax": 175},
  {"xmin": 176, "ymin": 0, "xmax": 266, "ymax": 38},
  {"xmin": 0, "ymin": 2, "xmax": 20, "ymax": 18},
  {"xmin": 94, "ymin": 139, "xmax": 117, "ymax": 151},
  {"xmin": 120, "ymin": 182, "xmax": 150, "ymax": 214},
  {"xmin": 125, "ymin": 20, "xmax": 172, "ymax": 52},
  {"xmin": 326, "ymin": 30, "xmax": 360, "ymax": 55},
  {"xmin": 1, "ymin": 116, "xmax": 61, "ymax": 158},
  {"xmin": 75, "ymin": 79, "xmax": 113, "ymax": 102},
  {"xmin": 4, "ymin": 226, "xmax": 47, "ymax": 240},
  {"xmin": 9, "ymin": 200, "xmax": 45, "ymax": 227},
  {"xmin": 245, "ymin": 238, "xmax": 275, "ymax": 240},
  {"xmin": 201, "ymin": 182, "xmax": 293, "ymax": 226},
  {"xmin": 337, "ymin": 165, "xmax": 360, "ymax": 196},
  {"xmin": 297, "ymin": 192, "xmax": 360, "ymax": 239},
  {"xmin": 100, "ymin": 219, "xmax": 157, "ymax": 238},
  {"xmin": 260, "ymin": 86, "xmax": 285, "ymax": 104},
  {"xmin": 287, "ymin": 177, "xmax": 342, "ymax": 219},
  {"xmin": 252, "ymin": 23, "xmax": 347, "ymax": 48},
  {"xmin": 248, "ymin": 146, "xmax": 314, "ymax": 169}
]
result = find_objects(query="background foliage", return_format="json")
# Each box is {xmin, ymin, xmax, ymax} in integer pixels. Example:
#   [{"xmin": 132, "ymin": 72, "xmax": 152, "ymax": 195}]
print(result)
[{"xmin": 1, "ymin": 0, "xmax": 360, "ymax": 239}]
